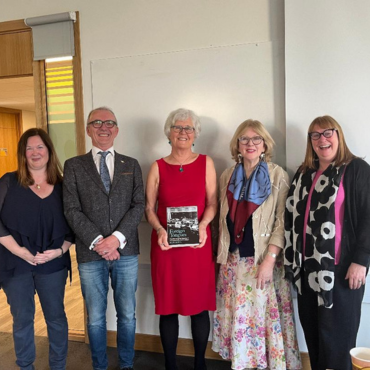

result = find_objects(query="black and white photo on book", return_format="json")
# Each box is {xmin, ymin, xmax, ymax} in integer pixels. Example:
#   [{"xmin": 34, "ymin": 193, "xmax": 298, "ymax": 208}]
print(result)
[{"xmin": 166, "ymin": 206, "xmax": 199, "ymax": 247}]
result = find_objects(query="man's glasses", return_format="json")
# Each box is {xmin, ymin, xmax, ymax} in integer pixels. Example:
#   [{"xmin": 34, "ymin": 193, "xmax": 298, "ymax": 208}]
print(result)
[
  {"xmin": 308, "ymin": 128, "xmax": 337, "ymax": 140},
  {"xmin": 238, "ymin": 136, "xmax": 264, "ymax": 145},
  {"xmin": 88, "ymin": 120, "xmax": 117, "ymax": 129},
  {"xmin": 170, "ymin": 125, "xmax": 195, "ymax": 134}
]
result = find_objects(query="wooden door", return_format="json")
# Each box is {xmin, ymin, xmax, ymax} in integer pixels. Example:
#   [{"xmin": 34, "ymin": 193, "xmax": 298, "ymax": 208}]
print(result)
[{"xmin": 0, "ymin": 111, "xmax": 20, "ymax": 177}]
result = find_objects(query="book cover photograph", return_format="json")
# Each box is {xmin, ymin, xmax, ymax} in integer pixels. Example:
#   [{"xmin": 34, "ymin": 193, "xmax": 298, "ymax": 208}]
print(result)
[{"xmin": 166, "ymin": 206, "xmax": 199, "ymax": 247}]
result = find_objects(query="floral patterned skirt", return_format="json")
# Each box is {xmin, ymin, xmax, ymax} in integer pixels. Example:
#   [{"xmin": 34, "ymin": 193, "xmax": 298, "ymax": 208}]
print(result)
[{"xmin": 212, "ymin": 251, "xmax": 302, "ymax": 370}]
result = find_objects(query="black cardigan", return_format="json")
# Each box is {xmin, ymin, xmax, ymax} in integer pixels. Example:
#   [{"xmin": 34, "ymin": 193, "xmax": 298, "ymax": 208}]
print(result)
[{"xmin": 341, "ymin": 158, "xmax": 370, "ymax": 268}]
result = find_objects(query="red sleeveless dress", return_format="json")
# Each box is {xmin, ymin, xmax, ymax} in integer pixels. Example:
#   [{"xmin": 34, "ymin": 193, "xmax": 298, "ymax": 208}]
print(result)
[{"xmin": 151, "ymin": 154, "xmax": 216, "ymax": 316}]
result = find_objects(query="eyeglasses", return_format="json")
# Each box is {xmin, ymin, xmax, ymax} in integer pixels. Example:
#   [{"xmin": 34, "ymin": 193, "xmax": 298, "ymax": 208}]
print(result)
[
  {"xmin": 170, "ymin": 125, "xmax": 195, "ymax": 134},
  {"xmin": 308, "ymin": 128, "xmax": 337, "ymax": 140},
  {"xmin": 88, "ymin": 120, "xmax": 117, "ymax": 129},
  {"xmin": 238, "ymin": 136, "xmax": 264, "ymax": 145}
]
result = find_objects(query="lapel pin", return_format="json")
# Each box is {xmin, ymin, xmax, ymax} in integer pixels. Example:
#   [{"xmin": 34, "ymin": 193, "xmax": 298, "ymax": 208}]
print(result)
[{"xmin": 121, "ymin": 160, "xmax": 125, "ymax": 163}]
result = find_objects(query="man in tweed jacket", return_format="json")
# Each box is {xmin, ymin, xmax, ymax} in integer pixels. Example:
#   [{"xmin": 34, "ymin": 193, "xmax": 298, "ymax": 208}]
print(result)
[{"xmin": 63, "ymin": 107, "xmax": 144, "ymax": 370}]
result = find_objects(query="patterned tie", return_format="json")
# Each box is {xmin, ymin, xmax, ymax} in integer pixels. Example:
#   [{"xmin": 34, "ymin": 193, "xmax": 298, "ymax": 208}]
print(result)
[{"xmin": 98, "ymin": 151, "xmax": 111, "ymax": 193}]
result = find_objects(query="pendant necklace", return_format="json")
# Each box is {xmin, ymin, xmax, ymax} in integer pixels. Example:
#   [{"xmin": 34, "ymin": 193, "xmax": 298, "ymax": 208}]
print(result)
[
  {"xmin": 171, "ymin": 153, "xmax": 194, "ymax": 172},
  {"xmin": 34, "ymin": 180, "xmax": 44, "ymax": 190}
]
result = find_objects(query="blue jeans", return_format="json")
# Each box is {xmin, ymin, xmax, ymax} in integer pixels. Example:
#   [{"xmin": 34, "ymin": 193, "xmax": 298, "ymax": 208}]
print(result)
[
  {"xmin": 2, "ymin": 268, "xmax": 68, "ymax": 370},
  {"xmin": 78, "ymin": 255, "xmax": 138, "ymax": 370}
]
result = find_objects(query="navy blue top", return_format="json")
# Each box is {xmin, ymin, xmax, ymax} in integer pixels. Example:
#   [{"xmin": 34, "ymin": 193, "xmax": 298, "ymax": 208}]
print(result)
[
  {"xmin": 0, "ymin": 172, "xmax": 73, "ymax": 285},
  {"xmin": 227, "ymin": 211, "xmax": 255, "ymax": 257}
]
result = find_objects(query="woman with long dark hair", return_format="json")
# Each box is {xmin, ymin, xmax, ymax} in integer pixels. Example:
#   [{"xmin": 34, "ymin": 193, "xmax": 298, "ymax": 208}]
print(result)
[{"xmin": 0, "ymin": 128, "xmax": 73, "ymax": 370}]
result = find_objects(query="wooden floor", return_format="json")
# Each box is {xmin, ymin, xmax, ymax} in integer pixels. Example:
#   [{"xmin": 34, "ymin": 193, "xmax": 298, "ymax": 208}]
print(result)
[{"xmin": 0, "ymin": 245, "xmax": 84, "ymax": 336}]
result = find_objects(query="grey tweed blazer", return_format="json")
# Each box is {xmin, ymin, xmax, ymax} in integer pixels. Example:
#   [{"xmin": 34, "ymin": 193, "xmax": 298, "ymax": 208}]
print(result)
[{"xmin": 63, "ymin": 151, "xmax": 145, "ymax": 264}]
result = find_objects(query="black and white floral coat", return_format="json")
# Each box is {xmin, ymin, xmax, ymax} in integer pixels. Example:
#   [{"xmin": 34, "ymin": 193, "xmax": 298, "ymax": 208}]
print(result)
[{"xmin": 284, "ymin": 158, "xmax": 370, "ymax": 307}]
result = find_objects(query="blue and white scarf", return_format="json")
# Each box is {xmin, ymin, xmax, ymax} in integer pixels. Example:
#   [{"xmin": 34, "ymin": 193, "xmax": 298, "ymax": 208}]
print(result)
[{"xmin": 227, "ymin": 161, "xmax": 271, "ymax": 244}]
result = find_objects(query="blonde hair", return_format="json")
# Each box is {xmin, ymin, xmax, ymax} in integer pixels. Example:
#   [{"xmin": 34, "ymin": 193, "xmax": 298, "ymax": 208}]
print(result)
[
  {"xmin": 229, "ymin": 119, "xmax": 275, "ymax": 162},
  {"xmin": 300, "ymin": 115, "xmax": 356, "ymax": 173}
]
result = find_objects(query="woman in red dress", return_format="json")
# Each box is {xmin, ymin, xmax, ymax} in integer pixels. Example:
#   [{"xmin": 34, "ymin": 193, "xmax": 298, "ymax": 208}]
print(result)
[{"xmin": 145, "ymin": 108, "xmax": 217, "ymax": 370}]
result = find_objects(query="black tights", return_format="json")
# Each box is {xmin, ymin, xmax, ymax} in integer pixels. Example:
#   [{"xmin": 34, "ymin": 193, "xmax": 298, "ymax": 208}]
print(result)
[{"xmin": 159, "ymin": 310, "xmax": 210, "ymax": 370}]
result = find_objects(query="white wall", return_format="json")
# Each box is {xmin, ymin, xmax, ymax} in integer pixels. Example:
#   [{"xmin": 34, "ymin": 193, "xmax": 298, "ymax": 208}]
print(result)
[
  {"xmin": 0, "ymin": 0, "xmax": 287, "ymax": 340},
  {"xmin": 21, "ymin": 110, "xmax": 36, "ymax": 131},
  {"xmin": 3, "ymin": 0, "xmax": 369, "ymax": 355},
  {"xmin": 285, "ymin": 0, "xmax": 370, "ymax": 351}
]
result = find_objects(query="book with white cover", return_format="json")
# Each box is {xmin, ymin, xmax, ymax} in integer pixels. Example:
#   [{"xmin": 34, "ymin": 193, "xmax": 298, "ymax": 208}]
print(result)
[{"xmin": 166, "ymin": 206, "xmax": 199, "ymax": 247}]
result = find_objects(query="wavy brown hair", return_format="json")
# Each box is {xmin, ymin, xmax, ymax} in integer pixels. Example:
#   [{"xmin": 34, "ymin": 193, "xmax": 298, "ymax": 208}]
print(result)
[
  {"xmin": 230, "ymin": 119, "xmax": 275, "ymax": 163},
  {"xmin": 300, "ymin": 115, "xmax": 356, "ymax": 173},
  {"xmin": 17, "ymin": 128, "xmax": 63, "ymax": 187}
]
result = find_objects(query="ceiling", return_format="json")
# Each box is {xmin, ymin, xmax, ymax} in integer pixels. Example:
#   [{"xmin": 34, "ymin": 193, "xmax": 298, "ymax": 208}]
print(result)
[{"xmin": 0, "ymin": 76, "xmax": 35, "ymax": 112}]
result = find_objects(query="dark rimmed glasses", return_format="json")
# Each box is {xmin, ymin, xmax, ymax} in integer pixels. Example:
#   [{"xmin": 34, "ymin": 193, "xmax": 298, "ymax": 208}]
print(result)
[
  {"xmin": 238, "ymin": 136, "xmax": 264, "ymax": 145},
  {"xmin": 170, "ymin": 125, "xmax": 195, "ymax": 134},
  {"xmin": 308, "ymin": 128, "xmax": 337, "ymax": 140},
  {"xmin": 88, "ymin": 120, "xmax": 117, "ymax": 129}
]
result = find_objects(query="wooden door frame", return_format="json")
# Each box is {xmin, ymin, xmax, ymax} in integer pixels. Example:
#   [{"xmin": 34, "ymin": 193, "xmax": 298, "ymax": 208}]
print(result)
[
  {"xmin": 0, "ymin": 107, "xmax": 22, "ymax": 177},
  {"xmin": 0, "ymin": 15, "xmax": 86, "ymax": 343},
  {"xmin": 0, "ymin": 14, "xmax": 85, "ymax": 155},
  {"xmin": 0, "ymin": 107, "xmax": 22, "ymax": 139}
]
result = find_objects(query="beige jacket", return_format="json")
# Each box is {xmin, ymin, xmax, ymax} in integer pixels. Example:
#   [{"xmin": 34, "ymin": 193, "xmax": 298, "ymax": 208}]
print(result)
[{"xmin": 216, "ymin": 162, "xmax": 290, "ymax": 265}]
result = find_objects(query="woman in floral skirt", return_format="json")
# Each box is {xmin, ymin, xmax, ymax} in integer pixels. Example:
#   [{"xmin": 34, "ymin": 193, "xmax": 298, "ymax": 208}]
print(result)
[{"xmin": 212, "ymin": 119, "xmax": 301, "ymax": 370}]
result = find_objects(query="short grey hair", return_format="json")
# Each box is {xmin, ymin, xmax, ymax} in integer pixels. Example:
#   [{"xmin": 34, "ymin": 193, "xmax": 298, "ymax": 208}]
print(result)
[
  {"xmin": 87, "ymin": 106, "xmax": 117, "ymax": 125},
  {"xmin": 164, "ymin": 108, "xmax": 201, "ymax": 139}
]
